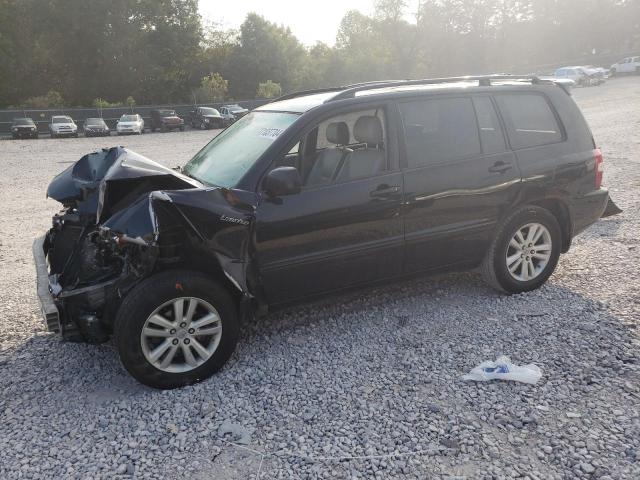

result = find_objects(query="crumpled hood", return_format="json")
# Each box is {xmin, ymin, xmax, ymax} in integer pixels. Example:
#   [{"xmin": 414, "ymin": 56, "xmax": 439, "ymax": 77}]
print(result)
[{"xmin": 47, "ymin": 146, "xmax": 199, "ymax": 221}]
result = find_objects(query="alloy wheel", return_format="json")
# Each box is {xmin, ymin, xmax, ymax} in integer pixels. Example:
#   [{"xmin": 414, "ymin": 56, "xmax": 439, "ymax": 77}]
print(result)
[
  {"xmin": 505, "ymin": 223, "xmax": 552, "ymax": 282},
  {"xmin": 140, "ymin": 297, "xmax": 223, "ymax": 373}
]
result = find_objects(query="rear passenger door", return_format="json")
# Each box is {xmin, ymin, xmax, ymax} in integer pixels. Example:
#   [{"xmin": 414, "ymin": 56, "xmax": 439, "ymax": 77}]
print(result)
[{"xmin": 399, "ymin": 95, "xmax": 521, "ymax": 273}]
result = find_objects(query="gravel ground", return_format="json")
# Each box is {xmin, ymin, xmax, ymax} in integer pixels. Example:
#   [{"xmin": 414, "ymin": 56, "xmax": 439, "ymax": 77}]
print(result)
[{"xmin": 1, "ymin": 78, "xmax": 639, "ymax": 479}]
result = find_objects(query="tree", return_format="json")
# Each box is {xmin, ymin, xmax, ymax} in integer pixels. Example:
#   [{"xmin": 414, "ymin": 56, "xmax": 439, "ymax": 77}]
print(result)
[
  {"xmin": 227, "ymin": 13, "xmax": 307, "ymax": 98},
  {"xmin": 194, "ymin": 73, "xmax": 228, "ymax": 102},
  {"xmin": 23, "ymin": 90, "xmax": 64, "ymax": 108},
  {"xmin": 126, "ymin": 96, "xmax": 136, "ymax": 112},
  {"xmin": 256, "ymin": 80, "xmax": 282, "ymax": 99}
]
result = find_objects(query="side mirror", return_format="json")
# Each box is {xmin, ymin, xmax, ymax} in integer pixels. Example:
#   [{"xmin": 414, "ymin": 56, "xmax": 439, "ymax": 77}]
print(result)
[{"xmin": 263, "ymin": 167, "xmax": 301, "ymax": 197}]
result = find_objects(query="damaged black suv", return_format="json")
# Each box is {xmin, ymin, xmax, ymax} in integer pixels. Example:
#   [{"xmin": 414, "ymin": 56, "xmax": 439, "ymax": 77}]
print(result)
[{"xmin": 34, "ymin": 76, "xmax": 620, "ymax": 389}]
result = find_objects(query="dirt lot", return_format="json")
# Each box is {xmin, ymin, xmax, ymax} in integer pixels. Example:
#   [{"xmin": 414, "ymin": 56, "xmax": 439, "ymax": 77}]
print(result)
[{"xmin": 0, "ymin": 78, "xmax": 639, "ymax": 479}]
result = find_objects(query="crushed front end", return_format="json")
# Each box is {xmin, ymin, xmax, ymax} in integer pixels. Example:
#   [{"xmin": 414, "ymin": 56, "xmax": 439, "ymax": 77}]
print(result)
[{"xmin": 33, "ymin": 147, "xmax": 199, "ymax": 342}]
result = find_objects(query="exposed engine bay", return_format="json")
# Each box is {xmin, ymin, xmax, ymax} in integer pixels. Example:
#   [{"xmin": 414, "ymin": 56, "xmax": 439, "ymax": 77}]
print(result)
[{"xmin": 37, "ymin": 147, "xmax": 257, "ymax": 342}]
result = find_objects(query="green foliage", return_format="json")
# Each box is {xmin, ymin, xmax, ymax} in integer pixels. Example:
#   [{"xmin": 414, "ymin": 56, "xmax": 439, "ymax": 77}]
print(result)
[
  {"xmin": 256, "ymin": 80, "xmax": 282, "ymax": 99},
  {"xmin": 126, "ymin": 96, "xmax": 136, "ymax": 111},
  {"xmin": 92, "ymin": 98, "xmax": 123, "ymax": 108},
  {"xmin": 22, "ymin": 90, "xmax": 64, "ymax": 108},
  {"xmin": 0, "ymin": 0, "xmax": 639, "ymax": 108},
  {"xmin": 194, "ymin": 73, "xmax": 228, "ymax": 103}
]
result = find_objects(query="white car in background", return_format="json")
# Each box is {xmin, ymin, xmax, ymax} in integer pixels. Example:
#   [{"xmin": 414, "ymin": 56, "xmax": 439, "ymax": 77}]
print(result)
[
  {"xmin": 610, "ymin": 56, "xmax": 640, "ymax": 76},
  {"xmin": 116, "ymin": 114, "xmax": 145, "ymax": 135},
  {"xmin": 554, "ymin": 66, "xmax": 597, "ymax": 86},
  {"xmin": 48, "ymin": 115, "xmax": 78, "ymax": 138}
]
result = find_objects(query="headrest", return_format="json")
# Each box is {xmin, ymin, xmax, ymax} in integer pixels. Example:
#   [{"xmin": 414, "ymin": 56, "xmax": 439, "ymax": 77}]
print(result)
[
  {"xmin": 326, "ymin": 122, "xmax": 349, "ymax": 145},
  {"xmin": 354, "ymin": 116, "xmax": 383, "ymax": 144}
]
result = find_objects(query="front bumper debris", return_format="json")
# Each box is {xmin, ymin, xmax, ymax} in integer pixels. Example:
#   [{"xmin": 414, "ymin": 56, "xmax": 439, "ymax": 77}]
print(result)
[{"xmin": 32, "ymin": 236, "xmax": 60, "ymax": 333}]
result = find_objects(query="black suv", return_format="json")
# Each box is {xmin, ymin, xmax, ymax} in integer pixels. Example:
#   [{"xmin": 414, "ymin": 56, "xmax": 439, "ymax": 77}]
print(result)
[
  {"xmin": 189, "ymin": 106, "xmax": 224, "ymax": 129},
  {"xmin": 34, "ymin": 76, "xmax": 620, "ymax": 389},
  {"xmin": 11, "ymin": 117, "xmax": 39, "ymax": 139}
]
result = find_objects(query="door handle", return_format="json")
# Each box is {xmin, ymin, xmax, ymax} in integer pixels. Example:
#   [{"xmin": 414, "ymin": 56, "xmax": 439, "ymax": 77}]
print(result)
[
  {"xmin": 370, "ymin": 185, "xmax": 400, "ymax": 198},
  {"xmin": 488, "ymin": 161, "xmax": 512, "ymax": 174}
]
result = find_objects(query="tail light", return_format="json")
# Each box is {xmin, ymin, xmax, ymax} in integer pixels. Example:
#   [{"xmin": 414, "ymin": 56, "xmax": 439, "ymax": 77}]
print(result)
[{"xmin": 594, "ymin": 148, "xmax": 603, "ymax": 188}]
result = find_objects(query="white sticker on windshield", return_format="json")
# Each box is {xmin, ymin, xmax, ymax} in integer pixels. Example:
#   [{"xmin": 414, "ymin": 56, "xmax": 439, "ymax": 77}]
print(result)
[{"xmin": 259, "ymin": 127, "xmax": 284, "ymax": 140}]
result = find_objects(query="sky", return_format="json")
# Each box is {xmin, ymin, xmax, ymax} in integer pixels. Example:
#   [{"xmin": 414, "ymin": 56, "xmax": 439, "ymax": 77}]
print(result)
[{"xmin": 198, "ymin": 0, "xmax": 377, "ymax": 46}]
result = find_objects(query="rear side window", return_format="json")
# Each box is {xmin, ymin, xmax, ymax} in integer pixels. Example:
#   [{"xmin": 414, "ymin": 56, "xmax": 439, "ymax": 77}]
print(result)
[
  {"xmin": 472, "ymin": 97, "xmax": 506, "ymax": 155},
  {"xmin": 496, "ymin": 94, "xmax": 562, "ymax": 149},
  {"xmin": 399, "ymin": 97, "xmax": 481, "ymax": 167}
]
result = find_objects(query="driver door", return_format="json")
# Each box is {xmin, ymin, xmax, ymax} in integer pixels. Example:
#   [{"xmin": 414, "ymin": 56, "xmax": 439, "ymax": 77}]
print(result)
[{"xmin": 254, "ymin": 106, "xmax": 404, "ymax": 305}]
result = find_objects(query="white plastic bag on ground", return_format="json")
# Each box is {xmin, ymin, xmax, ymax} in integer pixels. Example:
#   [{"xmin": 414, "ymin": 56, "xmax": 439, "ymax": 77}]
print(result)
[{"xmin": 463, "ymin": 355, "xmax": 542, "ymax": 385}]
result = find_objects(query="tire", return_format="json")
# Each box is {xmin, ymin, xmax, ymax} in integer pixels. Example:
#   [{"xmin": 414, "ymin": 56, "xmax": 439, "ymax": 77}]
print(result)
[
  {"xmin": 200, "ymin": 121, "xmax": 206, "ymax": 130},
  {"xmin": 179, "ymin": 126, "xmax": 184, "ymax": 132},
  {"xmin": 114, "ymin": 270, "xmax": 239, "ymax": 389},
  {"xmin": 481, "ymin": 206, "xmax": 562, "ymax": 294}
]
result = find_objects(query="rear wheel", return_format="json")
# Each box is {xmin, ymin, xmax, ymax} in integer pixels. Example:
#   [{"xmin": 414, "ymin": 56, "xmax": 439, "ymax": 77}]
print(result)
[
  {"xmin": 481, "ymin": 206, "xmax": 561, "ymax": 294},
  {"xmin": 115, "ymin": 270, "xmax": 239, "ymax": 389}
]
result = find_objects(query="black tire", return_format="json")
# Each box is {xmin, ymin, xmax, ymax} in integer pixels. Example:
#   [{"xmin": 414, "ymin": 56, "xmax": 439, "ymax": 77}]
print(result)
[
  {"xmin": 179, "ymin": 125, "xmax": 184, "ymax": 132},
  {"xmin": 114, "ymin": 270, "xmax": 239, "ymax": 389},
  {"xmin": 481, "ymin": 206, "xmax": 562, "ymax": 294}
]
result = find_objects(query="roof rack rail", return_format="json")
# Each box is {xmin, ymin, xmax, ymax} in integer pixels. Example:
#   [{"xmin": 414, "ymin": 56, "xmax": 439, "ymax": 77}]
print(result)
[
  {"xmin": 273, "ymin": 87, "xmax": 345, "ymax": 102},
  {"xmin": 272, "ymin": 80, "xmax": 409, "ymax": 102},
  {"xmin": 326, "ymin": 75, "xmax": 547, "ymax": 102},
  {"xmin": 272, "ymin": 74, "xmax": 556, "ymax": 104}
]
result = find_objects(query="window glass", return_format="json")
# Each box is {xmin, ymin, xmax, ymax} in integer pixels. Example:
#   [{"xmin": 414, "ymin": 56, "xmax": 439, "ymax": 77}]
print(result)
[
  {"xmin": 184, "ymin": 111, "xmax": 299, "ymax": 188},
  {"xmin": 288, "ymin": 108, "xmax": 387, "ymax": 187},
  {"xmin": 496, "ymin": 94, "xmax": 562, "ymax": 149},
  {"xmin": 399, "ymin": 97, "xmax": 481, "ymax": 167},
  {"xmin": 472, "ymin": 97, "xmax": 506, "ymax": 155}
]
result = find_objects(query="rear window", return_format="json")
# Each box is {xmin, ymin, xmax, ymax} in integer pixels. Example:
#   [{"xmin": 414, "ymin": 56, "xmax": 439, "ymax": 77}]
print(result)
[
  {"xmin": 399, "ymin": 97, "xmax": 481, "ymax": 168},
  {"xmin": 495, "ymin": 94, "xmax": 562, "ymax": 149}
]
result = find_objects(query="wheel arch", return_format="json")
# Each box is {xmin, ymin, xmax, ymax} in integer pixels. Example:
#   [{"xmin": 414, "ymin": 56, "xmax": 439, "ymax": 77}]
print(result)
[{"xmin": 520, "ymin": 198, "xmax": 572, "ymax": 253}]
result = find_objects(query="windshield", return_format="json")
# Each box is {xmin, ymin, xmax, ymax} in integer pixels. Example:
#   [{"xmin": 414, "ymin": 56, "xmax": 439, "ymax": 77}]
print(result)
[
  {"xmin": 184, "ymin": 111, "xmax": 299, "ymax": 188},
  {"xmin": 159, "ymin": 110, "xmax": 176, "ymax": 116},
  {"xmin": 13, "ymin": 118, "xmax": 34, "ymax": 125},
  {"xmin": 120, "ymin": 115, "xmax": 137, "ymax": 122},
  {"xmin": 200, "ymin": 108, "xmax": 219, "ymax": 116},
  {"xmin": 86, "ymin": 118, "xmax": 105, "ymax": 126},
  {"xmin": 52, "ymin": 117, "xmax": 71, "ymax": 124}
]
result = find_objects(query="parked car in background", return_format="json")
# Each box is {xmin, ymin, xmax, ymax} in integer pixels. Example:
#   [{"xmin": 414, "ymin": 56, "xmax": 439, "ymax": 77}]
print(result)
[
  {"xmin": 150, "ymin": 109, "xmax": 185, "ymax": 132},
  {"xmin": 11, "ymin": 117, "xmax": 38, "ymax": 139},
  {"xmin": 83, "ymin": 118, "xmax": 110, "ymax": 137},
  {"xmin": 49, "ymin": 116, "xmax": 78, "ymax": 138},
  {"xmin": 584, "ymin": 65, "xmax": 609, "ymax": 80},
  {"xmin": 117, "ymin": 114, "xmax": 144, "ymax": 135},
  {"xmin": 610, "ymin": 56, "xmax": 640, "ymax": 76},
  {"xmin": 554, "ymin": 66, "xmax": 598, "ymax": 86},
  {"xmin": 218, "ymin": 106, "xmax": 237, "ymax": 127},
  {"xmin": 35, "ymin": 75, "xmax": 620, "ymax": 389},
  {"xmin": 223, "ymin": 104, "xmax": 249, "ymax": 119},
  {"xmin": 189, "ymin": 106, "xmax": 224, "ymax": 129}
]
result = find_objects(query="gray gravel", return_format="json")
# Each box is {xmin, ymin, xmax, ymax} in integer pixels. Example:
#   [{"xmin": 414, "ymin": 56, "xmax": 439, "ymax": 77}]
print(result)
[{"xmin": 1, "ymin": 78, "xmax": 640, "ymax": 479}]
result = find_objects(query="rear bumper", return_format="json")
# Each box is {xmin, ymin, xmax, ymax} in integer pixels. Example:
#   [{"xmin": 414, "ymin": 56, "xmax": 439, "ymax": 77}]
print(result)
[
  {"xmin": 570, "ymin": 188, "xmax": 617, "ymax": 237},
  {"xmin": 32, "ymin": 236, "xmax": 60, "ymax": 333}
]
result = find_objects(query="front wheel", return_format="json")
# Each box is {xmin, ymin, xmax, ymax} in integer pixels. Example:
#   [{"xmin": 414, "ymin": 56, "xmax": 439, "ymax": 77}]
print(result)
[
  {"xmin": 115, "ymin": 270, "xmax": 239, "ymax": 389},
  {"xmin": 481, "ymin": 206, "xmax": 561, "ymax": 294}
]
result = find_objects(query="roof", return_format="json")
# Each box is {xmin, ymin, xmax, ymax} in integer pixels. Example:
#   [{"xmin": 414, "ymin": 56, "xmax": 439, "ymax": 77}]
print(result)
[
  {"xmin": 255, "ymin": 91, "xmax": 340, "ymax": 113},
  {"xmin": 257, "ymin": 75, "xmax": 566, "ymax": 113}
]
